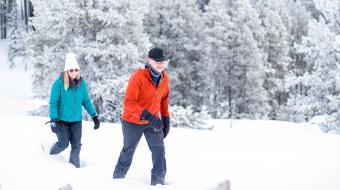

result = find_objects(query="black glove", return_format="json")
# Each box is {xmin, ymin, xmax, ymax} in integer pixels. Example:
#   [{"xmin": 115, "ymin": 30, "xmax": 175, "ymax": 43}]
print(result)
[
  {"xmin": 50, "ymin": 118, "xmax": 59, "ymax": 133},
  {"xmin": 92, "ymin": 115, "xmax": 100, "ymax": 130},
  {"xmin": 162, "ymin": 116, "xmax": 170, "ymax": 138},
  {"xmin": 140, "ymin": 110, "xmax": 164, "ymax": 132}
]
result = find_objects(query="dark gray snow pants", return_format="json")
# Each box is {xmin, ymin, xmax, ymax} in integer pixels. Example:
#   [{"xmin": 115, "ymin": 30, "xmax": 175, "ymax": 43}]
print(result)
[
  {"xmin": 113, "ymin": 120, "xmax": 166, "ymax": 185},
  {"xmin": 50, "ymin": 120, "xmax": 82, "ymax": 168}
]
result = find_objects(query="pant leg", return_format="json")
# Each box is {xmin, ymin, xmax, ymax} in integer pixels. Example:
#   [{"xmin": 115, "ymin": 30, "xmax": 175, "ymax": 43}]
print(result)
[
  {"xmin": 113, "ymin": 120, "xmax": 144, "ymax": 178},
  {"xmin": 50, "ymin": 121, "xmax": 70, "ymax": 155},
  {"xmin": 144, "ymin": 125, "xmax": 166, "ymax": 185},
  {"xmin": 69, "ymin": 121, "xmax": 82, "ymax": 168}
]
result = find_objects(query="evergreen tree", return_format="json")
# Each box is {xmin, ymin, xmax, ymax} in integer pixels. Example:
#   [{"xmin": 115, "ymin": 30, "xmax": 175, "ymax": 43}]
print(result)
[
  {"xmin": 26, "ymin": 0, "xmax": 150, "ymax": 121},
  {"xmin": 170, "ymin": 105, "xmax": 212, "ymax": 129},
  {"xmin": 323, "ymin": 35, "xmax": 340, "ymax": 133},
  {"xmin": 280, "ymin": 0, "xmax": 311, "ymax": 120},
  {"xmin": 23, "ymin": 0, "xmax": 339, "ymax": 125},
  {"xmin": 196, "ymin": 0, "xmax": 210, "ymax": 12},
  {"xmin": 144, "ymin": 0, "xmax": 207, "ymax": 111},
  {"xmin": 25, "ymin": 0, "xmax": 75, "ymax": 105},
  {"xmin": 203, "ymin": 0, "xmax": 269, "ymax": 119},
  {"xmin": 254, "ymin": 0, "xmax": 291, "ymax": 119},
  {"xmin": 201, "ymin": 0, "xmax": 234, "ymax": 117},
  {"xmin": 8, "ymin": 0, "xmax": 25, "ymax": 68},
  {"xmin": 289, "ymin": 14, "xmax": 340, "ymax": 121},
  {"xmin": 75, "ymin": 0, "xmax": 150, "ymax": 121}
]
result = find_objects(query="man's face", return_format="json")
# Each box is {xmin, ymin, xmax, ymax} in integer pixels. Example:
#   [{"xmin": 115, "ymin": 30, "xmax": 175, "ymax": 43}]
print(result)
[{"xmin": 147, "ymin": 58, "xmax": 168, "ymax": 73}]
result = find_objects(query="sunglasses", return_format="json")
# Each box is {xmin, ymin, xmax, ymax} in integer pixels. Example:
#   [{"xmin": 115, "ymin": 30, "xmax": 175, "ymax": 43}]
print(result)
[
  {"xmin": 69, "ymin": 69, "xmax": 79, "ymax": 73},
  {"xmin": 152, "ymin": 59, "xmax": 169, "ymax": 65}
]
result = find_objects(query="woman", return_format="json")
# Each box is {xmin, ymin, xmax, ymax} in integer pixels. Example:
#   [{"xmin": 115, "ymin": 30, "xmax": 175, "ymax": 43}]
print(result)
[{"xmin": 49, "ymin": 52, "xmax": 100, "ymax": 168}]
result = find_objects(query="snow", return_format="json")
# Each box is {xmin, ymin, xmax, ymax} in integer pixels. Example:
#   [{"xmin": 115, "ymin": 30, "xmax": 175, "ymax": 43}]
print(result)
[
  {"xmin": 309, "ymin": 115, "xmax": 327, "ymax": 125},
  {"xmin": 0, "ymin": 39, "xmax": 44, "ymax": 115},
  {"xmin": 1, "ymin": 40, "xmax": 340, "ymax": 190},
  {"xmin": 1, "ymin": 115, "xmax": 340, "ymax": 190}
]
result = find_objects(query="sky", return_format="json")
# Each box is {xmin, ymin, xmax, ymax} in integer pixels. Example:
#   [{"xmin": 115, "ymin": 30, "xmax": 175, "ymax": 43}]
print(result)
[{"xmin": 0, "ymin": 39, "xmax": 340, "ymax": 190}]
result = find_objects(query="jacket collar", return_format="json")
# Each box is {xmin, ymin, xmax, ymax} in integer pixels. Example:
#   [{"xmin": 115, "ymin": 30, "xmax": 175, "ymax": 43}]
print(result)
[
  {"xmin": 60, "ymin": 72, "xmax": 82, "ymax": 89},
  {"xmin": 140, "ymin": 66, "xmax": 165, "ymax": 86},
  {"xmin": 145, "ymin": 63, "xmax": 161, "ymax": 77}
]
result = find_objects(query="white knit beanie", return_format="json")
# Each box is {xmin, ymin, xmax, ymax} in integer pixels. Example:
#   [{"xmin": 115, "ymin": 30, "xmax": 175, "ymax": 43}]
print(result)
[{"xmin": 64, "ymin": 53, "xmax": 80, "ymax": 71}]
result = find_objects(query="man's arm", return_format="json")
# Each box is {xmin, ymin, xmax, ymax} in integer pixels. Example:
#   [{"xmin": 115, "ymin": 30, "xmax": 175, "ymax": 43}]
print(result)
[{"xmin": 124, "ymin": 72, "xmax": 144, "ymax": 120}]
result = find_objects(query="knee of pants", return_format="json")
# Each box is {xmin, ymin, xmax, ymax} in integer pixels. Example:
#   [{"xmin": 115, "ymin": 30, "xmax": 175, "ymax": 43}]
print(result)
[
  {"xmin": 70, "ymin": 143, "xmax": 82, "ymax": 149},
  {"xmin": 58, "ymin": 141, "xmax": 70, "ymax": 150},
  {"xmin": 150, "ymin": 145, "xmax": 165, "ymax": 155}
]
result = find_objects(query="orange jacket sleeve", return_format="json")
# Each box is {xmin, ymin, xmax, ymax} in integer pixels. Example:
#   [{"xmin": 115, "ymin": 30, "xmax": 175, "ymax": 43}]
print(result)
[
  {"xmin": 160, "ymin": 82, "xmax": 170, "ymax": 117},
  {"xmin": 123, "ymin": 71, "xmax": 144, "ymax": 120}
]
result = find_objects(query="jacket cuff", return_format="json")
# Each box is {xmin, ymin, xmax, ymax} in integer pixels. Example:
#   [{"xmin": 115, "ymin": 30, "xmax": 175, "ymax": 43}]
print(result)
[
  {"xmin": 161, "ymin": 116, "xmax": 170, "ymax": 126},
  {"xmin": 140, "ymin": 109, "xmax": 151, "ymax": 121}
]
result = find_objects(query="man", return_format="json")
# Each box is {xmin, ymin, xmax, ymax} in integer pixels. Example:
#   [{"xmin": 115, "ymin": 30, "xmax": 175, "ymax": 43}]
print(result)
[{"xmin": 113, "ymin": 47, "xmax": 171, "ymax": 185}]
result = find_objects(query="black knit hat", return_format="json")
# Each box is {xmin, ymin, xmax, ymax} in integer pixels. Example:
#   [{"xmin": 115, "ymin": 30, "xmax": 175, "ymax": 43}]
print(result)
[{"xmin": 148, "ymin": 47, "xmax": 167, "ymax": 62}]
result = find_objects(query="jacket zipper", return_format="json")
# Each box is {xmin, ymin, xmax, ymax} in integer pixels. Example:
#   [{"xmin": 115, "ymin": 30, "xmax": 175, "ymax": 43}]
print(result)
[
  {"xmin": 150, "ymin": 76, "xmax": 163, "ymax": 115},
  {"xmin": 72, "ymin": 88, "xmax": 76, "ymax": 121}
]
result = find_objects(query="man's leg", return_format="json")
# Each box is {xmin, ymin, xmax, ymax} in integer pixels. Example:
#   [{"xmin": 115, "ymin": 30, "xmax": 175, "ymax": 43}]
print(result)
[
  {"xmin": 50, "ymin": 121, "xmax": 70, "ymax": 155},
  {"xmin": 69, "ymin": 121, "xmax": 82, "ymax": 168},
  {"xmin": 113, "ymin": 121, "xmax": 144, "ymax": 178},
  {"xmin": 144, "ymin": 126, "xmax": 166, "ymax": 185}
]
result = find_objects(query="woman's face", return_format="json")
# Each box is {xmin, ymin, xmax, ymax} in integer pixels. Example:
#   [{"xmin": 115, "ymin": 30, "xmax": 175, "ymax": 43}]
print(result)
[{"xmin": 68, "ymin": 68, "xmax": 78, "ymax": 79}]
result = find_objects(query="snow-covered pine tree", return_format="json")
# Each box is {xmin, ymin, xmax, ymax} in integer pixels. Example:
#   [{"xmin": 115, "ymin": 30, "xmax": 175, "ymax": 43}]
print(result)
[
  {"xmin": 143, "ymin": 0, "xmax": 214, "ymax": 128},
  {"xmin": 313, "ymin": 0, "xmax": 340, "ymax": 32},
  {"xmin": 73, "ymin": 0, "xmax": 150, "ymax": 121},
  {"xmin": 144, "ymin": 0, "xmax": 207, "ymax": 111},
  {"xmin": 7, "ymin": 0, "xmax": 25, "ymax": 68},
  {"xmin": 311, "ymin": 0, "xmax": 340, "ymax": 132},
  {"xmin": 252, "ymin": 0, "xmax": 291, "ymax": 119},
  {"xmin": 323, "ymin": 36, "xmax": 340, "ymax": 133},
  {"xmin": 286, "ymin": 0, "xmax": 310, "ymax": 69},
  {"xmin": 279, "ymin": 0, "xmax": 311, "ymax": 120},
  {"xmin": 287, "ymin": 0, "xmax": 340, "ymax": 122},
  {"xmin": 170, "ymin": 105, "xmax": 212, "ymax": 130},
  {"xmin": 25, "ymin": 0, "xmax": 79, "ymax": 110},
  {"xmin": 201, "ymin": 0, "xmax": 234, "ymax": 118},
  {"xmin": 196, "ymin": 0, "xmax": 210, "ymax": 12},
  {"xmin": 26, "ymin": 0, "xmax": 150, "ymax": 121},
  {"xmin": 203, "ymin": 0, "xmax": 269, "ymax": 119}
]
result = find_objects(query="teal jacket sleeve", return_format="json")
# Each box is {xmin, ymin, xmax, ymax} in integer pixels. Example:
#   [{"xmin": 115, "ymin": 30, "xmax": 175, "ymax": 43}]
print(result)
[
  {"xmin": 49, "ymin": 78, "xmax": 61, "ymax": 120},
  {"xmin": 82, "ymin": 80, "xmax": 97, "ymax": 117}
]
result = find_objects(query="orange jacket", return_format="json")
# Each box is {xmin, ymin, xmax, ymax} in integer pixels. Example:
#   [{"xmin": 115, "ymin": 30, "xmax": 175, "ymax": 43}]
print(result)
[{"xmin": 122, "ymin": 67, "xmax": 170, "ymax": 124}]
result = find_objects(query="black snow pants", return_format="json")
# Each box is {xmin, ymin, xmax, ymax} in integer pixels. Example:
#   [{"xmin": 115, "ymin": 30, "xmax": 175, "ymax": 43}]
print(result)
[
  {"xmin": 113, "ymin": 120, "xmax": 166, "ymax": 185},
  {"xmin": 50, "ymin": 120, "xmax": 82, "ymax": 168}
]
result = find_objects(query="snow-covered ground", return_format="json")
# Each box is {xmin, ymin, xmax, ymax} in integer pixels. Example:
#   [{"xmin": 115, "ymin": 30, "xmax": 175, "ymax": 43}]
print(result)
[
  {"xmin": 0, "ymin": 39, "xmax": 44, "ymax": 115},
  {"xmin": 1, "ymin": 116, "xmax": 340, "ymax": 190},
  {"xmin": 1, "ymin": 39, "xmax": 340, "ymax": 190}
]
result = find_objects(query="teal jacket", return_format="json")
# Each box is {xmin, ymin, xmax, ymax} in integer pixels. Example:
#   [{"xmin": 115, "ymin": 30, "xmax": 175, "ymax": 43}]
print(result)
[{"xmin": 49, "ymin": 75, "xmax": 97, "ymax": 122}]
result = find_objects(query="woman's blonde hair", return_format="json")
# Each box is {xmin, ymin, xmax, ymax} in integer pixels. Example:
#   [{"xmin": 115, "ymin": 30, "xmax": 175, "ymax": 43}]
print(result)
[{"xmin": 63, "ymin": 71, "xmax": 81, "ymax": 90}]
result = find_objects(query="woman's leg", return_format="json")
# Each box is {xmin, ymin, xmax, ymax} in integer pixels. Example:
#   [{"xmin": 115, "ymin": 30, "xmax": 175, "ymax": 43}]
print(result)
[
  {"xmin": 50, "ymin": 121, "xmax": 70, "ymax": 155},
  {"xmin": 69, "ymin": 121, "xmax": 82, "ymax": 168}
]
